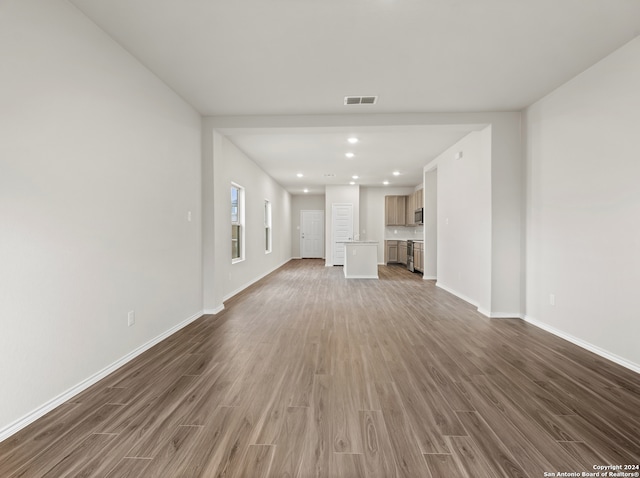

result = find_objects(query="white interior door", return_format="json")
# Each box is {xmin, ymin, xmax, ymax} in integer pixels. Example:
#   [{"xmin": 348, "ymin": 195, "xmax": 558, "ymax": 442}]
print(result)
[
  {"xmin": 332, "ymin": 203, "xmax": 353, "ymax": 266},
  {"xmin": 301, "ymin": 210, "xmax": 324, "ymax": 258}
]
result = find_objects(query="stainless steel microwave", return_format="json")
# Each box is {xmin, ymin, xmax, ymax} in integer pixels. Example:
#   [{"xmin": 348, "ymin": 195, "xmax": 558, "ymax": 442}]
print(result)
[{"xmin": 415, "ymin": 208, "xmax": 423, "ymax": 225}]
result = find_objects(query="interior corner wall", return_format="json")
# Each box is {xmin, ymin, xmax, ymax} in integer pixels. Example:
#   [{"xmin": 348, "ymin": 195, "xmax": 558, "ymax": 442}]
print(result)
[
  {"xmin": 0, "ymin": 0, "xmax": 203, "ymax": 435},
  {"xmin": 201, "ymin": 123, "xmax": 220, "ymax": 312},
  {"xmin": 524, "ymin": 36, "xmax": 640, "ymax": 370},
  {"xmin": 423, "ymin": 170, "xmax": 438, "ymax": 279},
  {"xmin": 433, "ymin": 130, "xmax": 492, "ymax": 312},
  {"xmin": 208, "ymin": 133, "xmax": 292, "ymax": 302},
  {"xmin": 291, "ymin": 194, "xmax": 325, "ymax": 258},
  {"xmin": 489, "ymin": 116, "xmax": 524, "ymax": 317}
]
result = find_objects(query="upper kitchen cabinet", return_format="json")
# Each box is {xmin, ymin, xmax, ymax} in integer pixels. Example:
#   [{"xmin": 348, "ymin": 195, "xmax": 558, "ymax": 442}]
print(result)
[
  {"xmin": 404, "ymin": 188, "xmax": 424, "ymax": 226},
  {"xmin": 385, "ymin": 195, "xmax": 406, "ymax": 226}
]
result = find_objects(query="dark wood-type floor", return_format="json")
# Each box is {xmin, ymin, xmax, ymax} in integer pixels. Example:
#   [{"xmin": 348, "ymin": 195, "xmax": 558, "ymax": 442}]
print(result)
[{"xmin": 2, "ymin": 259, "xmax": 639, "ymax": 477}]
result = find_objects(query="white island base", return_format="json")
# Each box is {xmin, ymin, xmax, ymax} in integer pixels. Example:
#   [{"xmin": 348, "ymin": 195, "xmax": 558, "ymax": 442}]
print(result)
[{"xmin": 341, "ymin": 241, "xmax": 379, "ymax": 279}]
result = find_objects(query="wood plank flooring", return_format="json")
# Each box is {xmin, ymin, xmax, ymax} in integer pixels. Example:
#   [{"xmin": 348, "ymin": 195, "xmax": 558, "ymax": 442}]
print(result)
[{"xmin": 1, "ymin": 259, "xmax": 639, "ymax": 477}]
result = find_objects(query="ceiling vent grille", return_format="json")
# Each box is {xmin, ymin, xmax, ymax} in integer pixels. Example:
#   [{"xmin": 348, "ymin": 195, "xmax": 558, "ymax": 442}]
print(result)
[{"xmin": 344, "ymin": 95, "xmax": 378, "ymax": 105}]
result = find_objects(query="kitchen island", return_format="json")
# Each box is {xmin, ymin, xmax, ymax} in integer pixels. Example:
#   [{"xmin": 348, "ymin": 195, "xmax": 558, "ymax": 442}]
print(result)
[{"xmin": 339, "ymin": 241, "xmax": 379, "ymax": 279}]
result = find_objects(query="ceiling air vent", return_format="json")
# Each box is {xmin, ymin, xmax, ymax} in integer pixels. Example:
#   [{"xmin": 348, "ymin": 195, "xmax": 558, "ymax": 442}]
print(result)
[{"xmin": 344, "ymin": 95, "xmax": 378, "ymax": 106}]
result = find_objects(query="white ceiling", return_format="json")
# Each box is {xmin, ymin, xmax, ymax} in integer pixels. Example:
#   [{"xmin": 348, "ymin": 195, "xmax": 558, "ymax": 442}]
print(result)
[
  {"xmin": 226, "ymin": 125, "xmax": 482, "ymax": 193},
  {"xmin": 69, "ymin": 0, "xmax": 640, "ymax": 193}
]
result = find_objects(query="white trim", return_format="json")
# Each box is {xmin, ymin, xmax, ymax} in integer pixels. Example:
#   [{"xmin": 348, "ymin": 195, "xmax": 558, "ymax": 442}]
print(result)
[
  {"xmin": 203, "ymin": 305, "xmax": 225, "ymax": 315},
  {"xmin": 223, "ymin": 259, "xmax": 290, "ymax": 302},
  {"xmin": 435, "ymin": 281, "xmax": 479, "ymax": 308},
  {"xmin": 422, "ymin": 275, "xmax": 437, "ymax": 280},
  {"xmin": 0, "ymin": 311, "xmax": 204, "ymax": 442},
  {"xmin": 524, "ymin": 315, "xmax": 640, "ymax": 374},
  {"xmin": 477, "ymin": 307, "xmax": 491, "ymax": 317},
  {"xmin": 436, "ymin": 282, "xmax": 522, "ymax": 319},
  {"xmin": 486, "ymin": 311, "xmax": 524, "ymax": 319},
  {"xmin": 292, "ymin": 256, "xmax": 302, "ymax": 260}
]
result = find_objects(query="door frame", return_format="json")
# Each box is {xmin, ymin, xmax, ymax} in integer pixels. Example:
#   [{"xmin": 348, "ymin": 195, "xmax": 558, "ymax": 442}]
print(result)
[
  {"xmin": 300, "ymin": 209, "xmax": 324, "ymax": 258},
  {"xmin": 331, "ymin": 203, "xmax": 354, "ymax": 266}
]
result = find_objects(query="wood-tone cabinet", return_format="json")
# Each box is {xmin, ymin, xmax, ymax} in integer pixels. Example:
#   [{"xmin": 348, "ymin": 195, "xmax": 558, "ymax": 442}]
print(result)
[
  {"xmin": 385, "ymin": 196, "xmax": 406, "ymax": 226},
  {"xmin": 384, "ymin": 240, "xmax": 398, "ymax": 264},
  {"xmin": 414, "ymin": 242, "xmax": 424, "ymax": 273},
  {"xmin": 405, "ymin": 192, "xmax": 415, "ymax": 225},
  {"xmin": 415, "ymin": 188, "xmax": 424, "ymax": 216},
  {"xmin": 404, "ymin": 188, "xmax": 424, "ymax": 226},
  {"xmin": 387, "ymin": 239, "xmax": 421, "ymax": 269},
  {"xmin": 398, "ymin": 241, "xmax": 407, "ymax": 265}
]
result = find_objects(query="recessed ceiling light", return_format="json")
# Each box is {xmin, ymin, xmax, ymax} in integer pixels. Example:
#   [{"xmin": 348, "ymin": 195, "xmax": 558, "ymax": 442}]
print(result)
[
  {"xmin": 345, "ymin": 152, "xmax": 355, "ymax": 159},
  {"xmin": 303, "ymin": 188, "xmax": 309, "ymax": 193},
  {"xmin": 392, "ymin": 171, "xmax": 400, "ymax": 176},
  {"xmin": 352, "ymin": 175, "xmax": 359, "ymax": 179},
  {"xmin": 348, "ymin": 137, "xmax": 359, "ymax": 144},
  {"xmin": 383, "ymin": 180, "xmax": 389, "ymax": 185},
  {"xmin": 296, "ymin": 173, "xmax": 303, "ymax": 178},
  {"xmin": 349, "ymin": 181, "xmax": 355, "ymax": 185}
]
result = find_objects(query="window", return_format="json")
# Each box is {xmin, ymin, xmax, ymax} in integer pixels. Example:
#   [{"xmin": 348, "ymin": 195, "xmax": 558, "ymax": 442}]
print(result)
[
  {"xmin": 231, "ymin": 183, "xmax": 244, "ymax": 262},
  {"xmin": 264, "ymin": 199, "xmax": 272, "ymax": 254}
]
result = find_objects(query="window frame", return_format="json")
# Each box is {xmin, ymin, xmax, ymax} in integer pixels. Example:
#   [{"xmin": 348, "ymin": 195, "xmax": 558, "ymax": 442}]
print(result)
[
  {"xmin": 231, "ymin": 183, "xmax": 245, "ymax": 263},
  {"xmin": 264, "ymin": 199, "xmax": 272, "ymax": 254}
]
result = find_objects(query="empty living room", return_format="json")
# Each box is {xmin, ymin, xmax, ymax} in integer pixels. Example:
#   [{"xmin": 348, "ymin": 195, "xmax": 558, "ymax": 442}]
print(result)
[{"xmin": 1, "ymin": 0, "xmax": 639, "ymax": 476}]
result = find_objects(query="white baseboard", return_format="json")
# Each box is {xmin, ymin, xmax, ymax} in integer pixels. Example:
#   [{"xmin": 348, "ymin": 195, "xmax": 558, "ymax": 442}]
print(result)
[
  {"xmin": 435, "ymin": 281, "xmax": 479, "ymax": 308},
  {"xmin": 203, "ymin": 305, "xmax": 224, "ymax": 315},
  {"xmin": 223, "ymin": 259, "xmax": 290, "ymax": 302},
  {"xmin": 436, "ymin": 282, "xmax": 523, "ymax": 319},
  {"xmin": 524, "ymin": 315, "xmax": 640, "ymax": 374},
  {"xmin": 0, "ymin": 310, "xmax": 204, "ymax": 442},
  {"xmin": 485, "ymin": 311, "xmax": 524, "ymax": 319},
  {"xmin": 423, "ymin": 275, "xmax": 437, "ymax": 280}
]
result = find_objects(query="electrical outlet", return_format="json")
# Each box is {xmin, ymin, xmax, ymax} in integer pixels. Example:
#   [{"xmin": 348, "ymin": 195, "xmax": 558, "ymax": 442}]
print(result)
[
  {"xmin": 187, "ymin": 211, "xmax": 192, "ymax": 222},
  {"xmin": 549, "ymin": 294, "xmax": 555, "ymax": 306},
  {"xmin": 128, "ymin": 310, "xmax": 135, "ymax": 327}
]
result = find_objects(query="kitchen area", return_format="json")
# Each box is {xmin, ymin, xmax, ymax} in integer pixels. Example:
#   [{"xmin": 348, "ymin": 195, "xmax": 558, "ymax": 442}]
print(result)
[{"xmin": 383, "ymin": 188, "xmax": 425, "ymax": 274}]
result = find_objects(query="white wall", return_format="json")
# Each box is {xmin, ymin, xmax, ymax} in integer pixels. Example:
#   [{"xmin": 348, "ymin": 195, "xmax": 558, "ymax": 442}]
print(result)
[
  {"xmin": 524, "ymin": 36, "xmax": 640, "ymax": 371},
  {"xmin": 0, "ymin": 0, "xmax": 203, "ymax": 436},
  {"xmin": 490, "ymin": 114, "xmax": 523, "ymax": 316},
  {"xmin": 325, "ymin": 185, "xmax": 360, "ymax": 266},
  {"xmin": 203, "ymin": 130, "xmax": 292, "ymax": 307},
  {"xmin": 431, "ymin": 129, "xmax": 492, "ymax": 313},
  {"xmin": 360, "ymin": 186, "xmax": 415, "ymax": 263},
  {"xmin": 291, "ymin": 194, "xmax": 325, "ymax": 258},
  {"xmin": 424, "ymin": 170, "xmax": 438, "ymax": 279}
]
